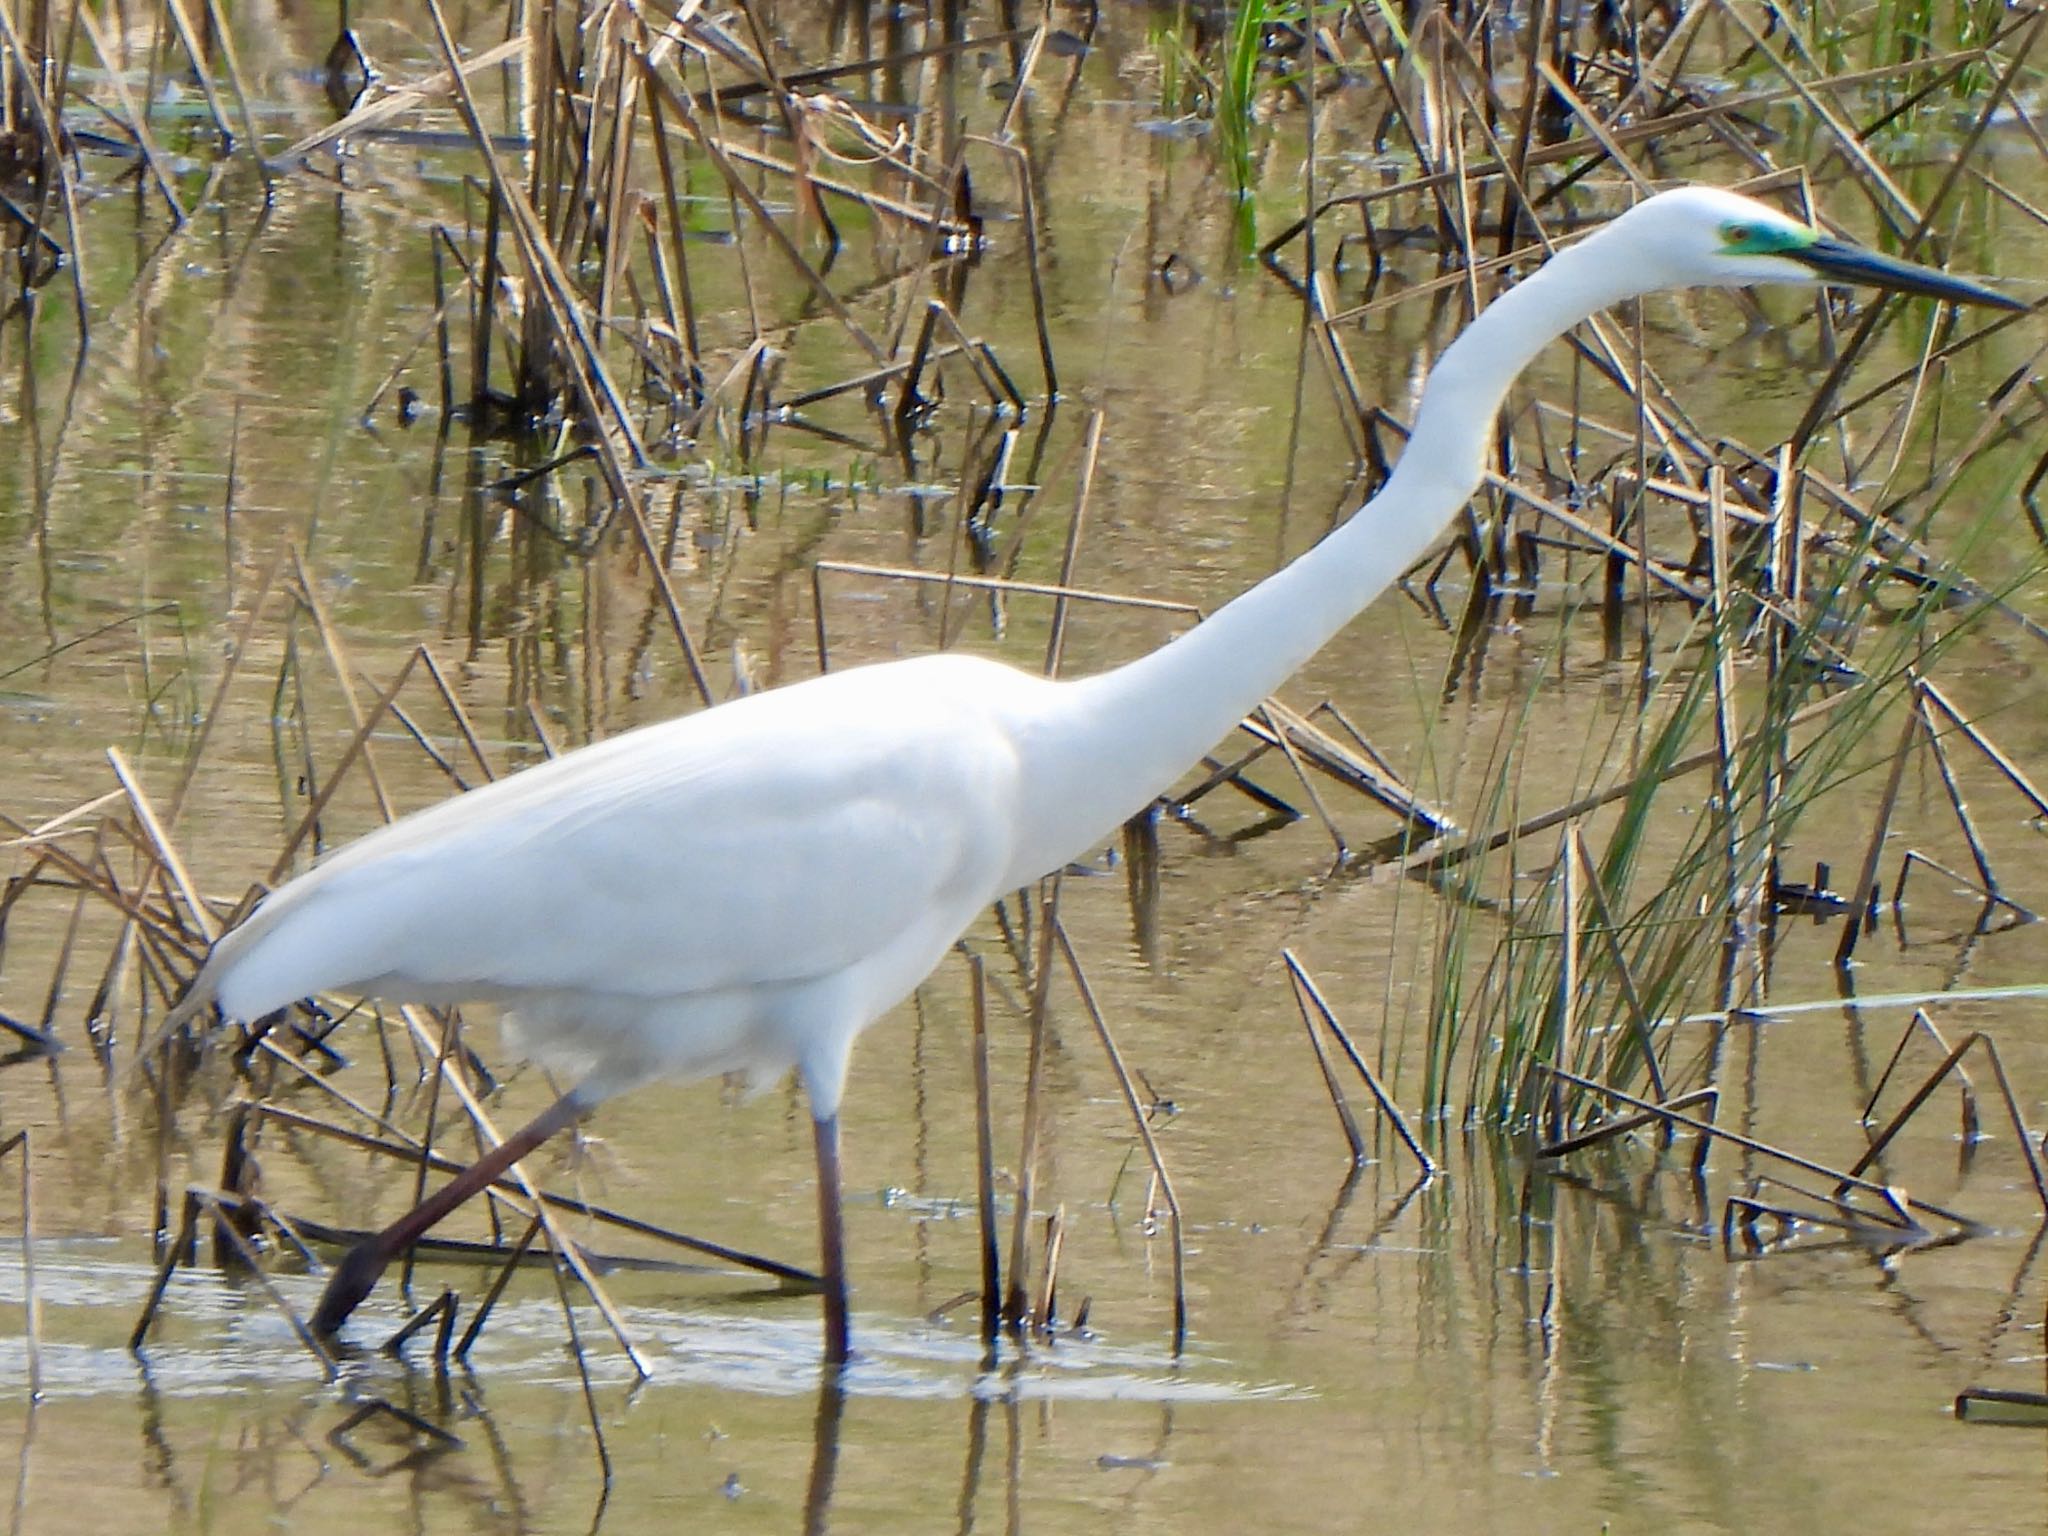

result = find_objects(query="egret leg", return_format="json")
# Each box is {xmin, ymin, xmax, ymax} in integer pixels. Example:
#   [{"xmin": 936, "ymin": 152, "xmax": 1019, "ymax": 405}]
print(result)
[
  {"xmin": 312, "ymin": 1089, "xmax": 588, "ymax": 1336},
  {"xmin": 812, "ymin": 1112, "xmax": 851, "ymax": 1365}
]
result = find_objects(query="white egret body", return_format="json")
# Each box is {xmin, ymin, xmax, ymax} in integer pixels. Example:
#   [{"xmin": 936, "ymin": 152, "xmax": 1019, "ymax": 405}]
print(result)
[{"xmin": 166, "ymin": 187, "xmax": 2020, "ymax": 1359}]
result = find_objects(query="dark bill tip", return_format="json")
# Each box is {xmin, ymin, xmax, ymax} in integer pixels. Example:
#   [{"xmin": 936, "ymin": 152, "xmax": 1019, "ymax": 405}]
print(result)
[{"xmin": 1794, "ymin": 235, "xmax": 2027, "ymax": 312}]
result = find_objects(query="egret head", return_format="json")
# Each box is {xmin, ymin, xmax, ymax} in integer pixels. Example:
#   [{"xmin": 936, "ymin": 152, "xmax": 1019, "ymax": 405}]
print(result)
[{"xmin": 1602, "ymin": 186, "xmax": 2024, "ymax": 311}]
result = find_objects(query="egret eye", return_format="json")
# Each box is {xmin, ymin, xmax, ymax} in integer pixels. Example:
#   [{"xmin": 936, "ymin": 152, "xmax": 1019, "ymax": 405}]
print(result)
[{"xmin": 1725, "ymin": 224, "xmax": 1752, "ymax": 246}]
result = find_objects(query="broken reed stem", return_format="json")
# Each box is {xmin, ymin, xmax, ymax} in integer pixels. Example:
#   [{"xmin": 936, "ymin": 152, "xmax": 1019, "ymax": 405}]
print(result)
[
  {"xmin": 1914, "ymin": 692, "xmax": 2005, "ymax": 901},
  {"xmin": 974, "ymin": 136, "xmax": 1056, "ymax": 399},
  {"xmin": 1033, "ymin": 1207, "xmax": 1063, "ymax": 1333},
  {"xmin": 401, "ymin": 1013, "xmax": 466, "ymax": 1298},
  {"xmin": 130, "ymin": 1188, "xmax": 196, "ymax": 1351},
  {"xmin": 383, "ymin": 1289, "xmax": 460, "ymax": 1360},
  {"xmin": 266, "ymin": 643, "xmax": 421, "ymax": 883},
  {"xmin": 105, "ymin": 748, "xmax": 217, "ymax": 946},
  {"xmin": 1537, "ymin": 1087, "xmax": 1719, "ymax": 1159},
  {"xmin": 1052, "ymin": 920, "xmax": 1187, "ymax": 1352},
  {"xmin": 1548, "ymin": 823, "xmax": 1581, "ymax": 1140},
  {"xmin": 1282, "ymin": 950, "xmax": 1436, "ymax": 1175},
  {"xmin": 1864, "ymin": 1009, "xmax": 1975, "ymax": 1135},
  {"xmin": 1538, "ymin": 1064, "xmax": 1979, "ymax": 1230},
  {"xmin": 454, "ymin": 1213, "xmax": 544, "ymax": 1358},
  {"xmin": 1705, "ymin": 468, "xmax": 1754, "ymax": 1004},
  {"xmin": 1918, "ymin": 680, "xmax": 2048, "ymax": 819},
  {"xmin": 544, "ymin": 1228, "xmax": 615, "ymax": 1492},
  {"xmin": 1834, "ymin": 685, "xmax": 1923, "ymax": 965},
  {"xmin": 0, "ymin": 1133, "xmax": 37, "ymax": 1399},
  {"xmin": 1042, "ymin": 411, "xmax": 1104, "ymax": 679},
  {"xmin": 1255, "ymin": 704, "xmax": 1349, "ymax": 862},
  {"xmin": 1394, "ymin": 690, "xmax": 1857, "ymax": 878},
  {"xmin": 815, "ymin": 560, "xmax": 1200, "ymax": 672},
  {"xmin": 392, "ymin": 1006, "xmax": 651, "ymax": 1379},
  {"xmin": 167, "ymin": 548, "xmax": 287, "ymax": 828},
  {"xmin": 1289, "ymin": 956, "xmax": 1368, "ymax": 1160},
  {"xmin": 193, "ymin": 1191, "xmax": 339, "ymax": 1380},
  {"xmin": 1846, "ymin": 1027, "xmax": 2048, "ymax": 1213},
  {"xmin": 1567, "ymin": 827, "xmax": 1668, "ymax": 1103}
]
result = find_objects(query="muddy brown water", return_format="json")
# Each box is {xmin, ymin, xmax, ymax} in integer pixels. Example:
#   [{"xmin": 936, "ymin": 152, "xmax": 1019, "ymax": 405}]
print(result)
[{"xmin": 0, "ymin": 7, "xmax": 2045, "ymax": 1532}]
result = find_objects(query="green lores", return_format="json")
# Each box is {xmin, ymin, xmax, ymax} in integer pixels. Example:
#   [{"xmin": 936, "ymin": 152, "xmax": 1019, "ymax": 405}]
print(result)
[
  {"xmin": 1721, "ymin": 218, "xmax": 2023, "ymax": 309},
  {"xmin": 1719, "ymin": 219, "xmax": 1819, "ymax": 256}
]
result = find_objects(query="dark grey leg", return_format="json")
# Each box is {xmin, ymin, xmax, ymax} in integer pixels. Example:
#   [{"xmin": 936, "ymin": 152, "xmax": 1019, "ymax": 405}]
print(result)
[
  {"xmin": 812, "ymin": 1111, "xmax": 851, "ymax": 1365},
  {"xmin": 312, "ymin": 1089, "xmax": 588, "ymax": 1335}
]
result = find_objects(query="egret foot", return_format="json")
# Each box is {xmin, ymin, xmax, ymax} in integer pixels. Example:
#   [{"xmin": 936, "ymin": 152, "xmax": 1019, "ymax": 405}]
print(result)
[
  {"xmin": 306, "ymin": 1090, "xmax": 588, "ymax": 1337},
  {"xmin": 312, "ymin": 1240, "xmax": 390, "ymax": 1335}
]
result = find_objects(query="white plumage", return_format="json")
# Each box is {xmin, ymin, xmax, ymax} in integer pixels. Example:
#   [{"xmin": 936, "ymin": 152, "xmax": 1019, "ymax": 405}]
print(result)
[{"xmin": 208, "ymin": 655, "xmax": 1034, "ymax": 1110}]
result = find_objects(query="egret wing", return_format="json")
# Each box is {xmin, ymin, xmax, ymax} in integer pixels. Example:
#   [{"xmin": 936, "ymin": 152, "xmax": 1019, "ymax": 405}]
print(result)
[{"xmin": 208, "ymin": 664, "xmax": 1023, "ymax": 1020}]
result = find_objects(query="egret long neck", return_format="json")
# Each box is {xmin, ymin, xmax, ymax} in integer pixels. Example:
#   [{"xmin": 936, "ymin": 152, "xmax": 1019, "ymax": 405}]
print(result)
[{"xmin": 1006, "ymin": 230, "xmax": 1643, "ymax": 883}]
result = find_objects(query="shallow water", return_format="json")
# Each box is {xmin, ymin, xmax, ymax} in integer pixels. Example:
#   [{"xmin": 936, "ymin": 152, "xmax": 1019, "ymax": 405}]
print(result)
[{"xmin": 0, "ymin": 3, "xmax": 2046, "ymax": 1532}]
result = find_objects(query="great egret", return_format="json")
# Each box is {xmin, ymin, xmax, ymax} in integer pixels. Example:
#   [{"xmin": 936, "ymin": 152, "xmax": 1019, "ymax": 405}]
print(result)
[{"xmin": 162, "ymin": 187, "xmax": 2020, "ymax": 1362}]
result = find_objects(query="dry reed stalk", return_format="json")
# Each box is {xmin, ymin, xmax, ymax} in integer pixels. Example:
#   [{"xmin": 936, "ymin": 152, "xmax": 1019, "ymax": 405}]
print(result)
[
  {"xmin": 284, "ymin": 35, "xmax": 529, "ymax": 162},
  {"xmin": 543, "ymin": 1224, "xmax": 615, "ymax": 1492},
  {"xmin": 1722, "ymin": 1190, "xmax": 1889, "ymax": 1255},
  {"xmin": 1537, "ymin": 1087, "xmax": 1718, "ymax": 1158},
  {"xmin": 1833, "ymin": 691, "xmax": 1923, "ymax": 964},
  {"xmin": 1255, "ymin": 705, "xmax": 1349, "ymax": 862},
  {"xmin": 1537, "ymin": 1064, "xmax": 1979, "ymax": 1230},
  {"xmin": 641, "ymin": 66, "xmax": 886, "ymax": 365},
  {"xmin": 397, "ymin": 1012, "xmax": 467, "ymax": 1299},
  {"xmin": 810, "ymin": 560, "xmax": 1200, "ymax": 673},
  {"xmin": 0, "ymin": 1133, "xmax": 37, "ymax": 1399},
  {"xmin": 391, "ymin": 1004, "xmax": 650, "ymax": 1378},
  {"xmin": 1479, "ymin": 475, "xmax": 1704, "ymax": 600},
  {"xmin": 1846, "ymin": 1025, "xmax": 2048, "ymax": 1212},
  {"xmin": 1911, "ymin": 693, "xmax": 2015, "ymax": 909},
  {"xmin": 69, "ymin": 0, "xmax": 182, "ymax": 220},
  {"xmin": 1033, "ymin": 1207, "xmax": 1063, "ymax": 1333},
  {"xmin": 454, "ymin": 1213, "xmax": 543, "ymax": 1358},
  {"xmin": 1547, "ymin": 824, "xmax": 1581, "ymax": 1141},
  {"xmin": 130, "ymin": 1188, "xmax": 198, "ymax": 1348},
  {"xmin": 1954, "ymin": 1386, "xmax": 2048, "ymax": 1426},
  {"xmin": 1240, "ymin": 703, "xmax": 1457, "ymax": 834},
  {"xmin": 1892, "ymin": 851, "xmax": 2038, "ymax": 928},
  {"xmin": 1395, "ymin": 688, "xmax": 1858, "ymax": 879},
  {"xmin": 1041, "ymin": 411, "xmax": 1103, "ymax": 678},
  {"xmin": 1283, "ymin": 950, "xmax": 1435, "ymax": 1174},
  {"xmin": 106, "ymin": 748, "xmax": 216, "ymax": 949},
  {"xmin": 1053, "ymin": 921, "xmax": 1186, "ymax": 1350},
  {"xmin": 194, "ymin": 1190, "xmax": 340, "ymax": 1378},
  {"xmin": 973, "ymin": 137, "xmax": 1055, "ymax": 398},
  {"xmin": 1290, "ymin": 956, "xmax": 1368, "ymax": 1161},
  {"xmin": 1305, "ymin": 272, "xmax": 1372, "ymax": 463},
  {"xmin": 192, "ymin": 0, "xmax": 269, "ymax": 192},
  {"xmin": 426, "ymin": 0, "xmax": 651, "ymax": 470},
  {"xmin": 382, "ymin": 1287, "xmax": 459, "ymax": 1360},
  {"xmin": 1919, "ymin": 682, "xmax": 2048, "ymax": 818},
  {"xmin": 152, "ymin": 0, "xmax": 231, "ymax": 148},
  {"xmin": 0, "ymin": 0, "xmax": 85, "ymax": 329}
]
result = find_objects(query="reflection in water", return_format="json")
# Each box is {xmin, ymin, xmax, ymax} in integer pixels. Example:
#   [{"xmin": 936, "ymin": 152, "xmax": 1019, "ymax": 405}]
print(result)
[
  {"xmin": 0, "ymin": 1102, "xmax": 2046, "ymax": 1531},
  {"xmin": 803, "ymin": 1380, "xmax": 844, "ymax": 1536}
]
